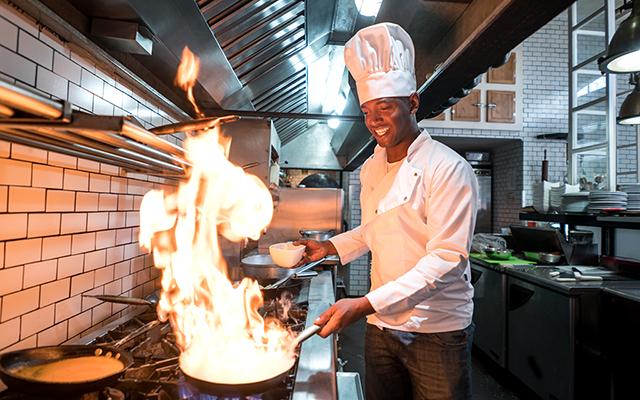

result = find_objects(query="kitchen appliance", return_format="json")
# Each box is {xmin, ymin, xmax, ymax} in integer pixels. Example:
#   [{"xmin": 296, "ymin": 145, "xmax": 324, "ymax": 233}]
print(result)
[
  {"xmin": 473, "ymin": 166, "xmax": 492, "ymax": 233},
  {"xmin": 0, "ymin": 272, "xmax": 345, "ymax": 400}
]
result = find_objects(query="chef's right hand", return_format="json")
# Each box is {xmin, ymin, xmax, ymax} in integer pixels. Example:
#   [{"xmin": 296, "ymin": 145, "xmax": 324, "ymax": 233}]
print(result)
[{"xmin": 291, "ymin": 239, "xmax": 336, "ymax": 267}]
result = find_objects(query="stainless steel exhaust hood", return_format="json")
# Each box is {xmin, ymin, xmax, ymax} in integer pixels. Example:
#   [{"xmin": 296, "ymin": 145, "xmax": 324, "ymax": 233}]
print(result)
[{"xmin": 8, "ymin": 0, "xmax": 574, "ymax": 171}]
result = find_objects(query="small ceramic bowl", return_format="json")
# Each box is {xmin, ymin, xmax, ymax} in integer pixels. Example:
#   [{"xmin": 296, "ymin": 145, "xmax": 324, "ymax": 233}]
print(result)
[{"xmin": 269, "ymin": 242, "xmax": 305, "ymax": 268}]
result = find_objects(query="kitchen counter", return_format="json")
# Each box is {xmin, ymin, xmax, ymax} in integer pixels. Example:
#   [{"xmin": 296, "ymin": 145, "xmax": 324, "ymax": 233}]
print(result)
[{"xmin": 601, "ymin": 286, "xmax": 640, "ymax": 303}]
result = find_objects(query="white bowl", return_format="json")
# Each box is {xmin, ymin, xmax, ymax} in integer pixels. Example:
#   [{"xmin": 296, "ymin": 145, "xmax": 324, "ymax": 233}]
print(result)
[{"xmin": 269, "ymin": 242, "xmax": 305, "ymax": 268}]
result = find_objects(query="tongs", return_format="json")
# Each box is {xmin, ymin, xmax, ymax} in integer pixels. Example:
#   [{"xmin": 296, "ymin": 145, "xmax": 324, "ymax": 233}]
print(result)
[
  {"xmin": 550, "ymin": 267, "xmax": 603, "ymax": 282},
  {"xmin": 263, "ymin": 257, "xmax": 327, "ymax": 291}
]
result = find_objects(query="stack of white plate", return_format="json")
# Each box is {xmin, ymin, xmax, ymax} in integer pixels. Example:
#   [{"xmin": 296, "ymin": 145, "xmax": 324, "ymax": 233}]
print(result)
[
  {"xmin": 620, "ymin": 183, "xmax": 640, "ymax": 212},
  {"xmin": 533, "ymin": 181, "xmax": 561, "ymax": 213},
  {"xmin": 549, "ymin": 183, "xmax": 580, "ymax": 212},
  {"xmin": 561, "ymin": 192, "xmax": 590, "ymax": 212},
  {"xmin": 587, "ymin": 191, "xmax": 628, "ymax": 213}
]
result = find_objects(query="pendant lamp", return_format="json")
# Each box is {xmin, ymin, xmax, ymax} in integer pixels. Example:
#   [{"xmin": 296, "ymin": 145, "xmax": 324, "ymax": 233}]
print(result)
[
  {"xmin": 618, "ymin": 78, "xmax": 640, "ymax": 124},
  {"xmin": 599, "ymin": 1, "xmax": 640, "ymax": 73}
]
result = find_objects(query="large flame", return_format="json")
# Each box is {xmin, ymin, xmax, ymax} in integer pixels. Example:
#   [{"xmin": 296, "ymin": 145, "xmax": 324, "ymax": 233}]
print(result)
[
  {"xmin": 175, "ymin": 46, "xmax": 203, "ymax": 118},
  {"xmin": 140, "ymin": 49, "xmax": 296, "ymax": 385}
]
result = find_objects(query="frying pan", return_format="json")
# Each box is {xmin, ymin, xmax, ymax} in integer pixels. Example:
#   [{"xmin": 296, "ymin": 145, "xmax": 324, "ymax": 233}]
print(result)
[
  {"xmin": 0, "ymin": 320, "xmax": 159, "ymax": 396},
  {"xmin": 0, "ymin": 345, "xmax": 133, "ymax": 397},
  {"xmin": 182, "ymin": 325, "xmax": 322, "ymax": 396}
]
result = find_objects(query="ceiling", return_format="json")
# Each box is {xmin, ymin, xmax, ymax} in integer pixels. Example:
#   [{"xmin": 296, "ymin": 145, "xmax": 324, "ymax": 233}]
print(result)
[{"xmin": 15, "ymin": 0, "xmax": 576, "ymax": 170}]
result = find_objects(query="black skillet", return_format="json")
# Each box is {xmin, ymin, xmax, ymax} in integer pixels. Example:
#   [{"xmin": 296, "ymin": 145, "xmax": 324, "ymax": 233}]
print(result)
[
  {"xmin": 0, "ymin": 345, "xmax": 133, "ymax": 397},
  {"xmin": 182, "ymin": 325, "xmax": 322, "ymax": 397}
]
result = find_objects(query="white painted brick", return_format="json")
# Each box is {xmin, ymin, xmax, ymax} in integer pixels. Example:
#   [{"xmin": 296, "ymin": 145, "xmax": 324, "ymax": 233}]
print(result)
[
  {"xmin": 98, "ymin": 193, "xmax": 118, "ymax": 211},
  {"xmin": 55, "ymin": 294, "xmax": 81, "ymax": 323},
  {"xmin": 0, "ymin": 243, "xmax": 3, "ymax": 269},
  {"xmin": 84, "ymin": 249, "xmax": 106, "ymax": 272},
  {"xmin": 92, "ymin": 302, "xmax": 112, "ymax": 326},
  {"xmin": 96, "ymin": 230, "xmax": 116, "ymax": 250},
  {"xmin": 21, "ymin": 304, "xmax": 54, "ymax": 339},
  {"xmin": 11, "ymin": 144, "xmax": 47, "ymax": 163},
  {"xmin": 95, "ymin": 265, "xmax": 114, "ymax": 286},
  {"xmin": 142, "ymin": 280, "xmax": 156, "ymax": 297},
  {"xmin": 89, "ymin": 173, "xmax": 110, "ymax": 192},
  {"xmin": 42, "ymin": 235, "xmax": 71, "ymax": 260},
  {"xmin": 53, "ymin": 53, "xmax": 80, "ymax": 84},
  {"xmin": 0, "ymin": 266, "xmax": 23, "ymax": 296},
  {"xmin": 68, "ymin": 83, "xmax": 93, "ymax": 112},
  {"xmin": 118, "ymin": 194, "xmax": 134, "ymax": 210},
  {"xmin": 125, "ymin": 211, "xmax": 140, "ymax": 227},
  {"xmin": 46, "ymin": 190, "xmax": 75, "ymax": 212},
  {"xmin": 77, "ymin": 159, "xmax": 100, "ymax": 173},
  {"xmin": 48, "ymin": 151, "xmax": 77, "ymax": 169},
  {"xmin": 70, "ymin": 271, "xmax": 94, "ymax": 296},
  {"xmin": 0, "ymin": 46, "xmax": 36, "ymax": 86},
  {"xmin": 32, "ymin": 164, "xmax": 64, "ymax": 189},
  {"xmin": 63, "ymin": 169, "xmax": 89, "ymax": 191},
  {"xmin": 18, "ymin": 30, "xmax": 53, "ymax": 69},
  {"xmin": 38, "ymin": 320, "xmax": 68, "ymax": 346},
  {"xmin": 40, "ymin": 278, "xmax": 70, "ymax": 307},
  {"xmin": 0, "ymin": 158, "xmax": 32, "ymax": 186},
  {"xmin": 0, "ymin": 185, "xmax": 6, "ymax": 212},
  {"xmin": 104, "ymin": 280, "xmax": 120, "ymax": 296},
  {"xmin": 101, "ymin": 163, "xmax": 120, "ymax": 176},
  {"xmin": 27, "ymin": 213, "xmax": 61, "ymax": 237},
  {"xmin": 136, "ymin": 268, "xmax": 149, "ymax": 283},
  {"xmin": 109, "ymin": 211, "xmax": 126, "ymax": 229},
  {"xmin": 76, "ymin": 192, "xmax": 99, "ymax": 211},
  {"xmin": 4, "ymin": 238, "xmax": 41, "ymax": 268},
  {"xmin": 121, "ymin": 274, "xmax": 134, "ymax": 292},
  {"xmin": 131, "ymin": 256, "xmax": 144, "ymax": 272},
  {"xmin": 0, "ymin": 213, "xmax": 27, "ymax": 241},
  {"xmin": 67, "ymin": 309, "xmax": 91, "ymax": 337},
  {"xmin": 57, "ymin": 254, "xmax": 84, "ymax": 279},
  {"xmin": 107, "ymin": 247, "xmax": 125, "ymax": 265},
  {"xmin": 8, "ymin": 186, "xmax": 45, "ymax": 212},
  {"xmin": 95, "ymin": 68, "xmax": 115, "ymax": 86},
  {"xmin": 1, "ymin": 286, "xmax": 39, "ymax": 322},
  {"xmin": 93, "ymin": 96, "xmax": 114, "ymax": 116},
  {"xmin": 23, "ymin": 259, "xmax": 57, "ymax": 288},
  {"xmin": 71, "ymin": 232, "xmax": 95, "ymax": 254},
  {"xmin": 81, "ymin": 287, "xmax": 103, "ymax": 310},
  {"xmin": 103, "ymin": 84, "xmax": 123, "ymax": 108},
  {"xmin": 124, "ymin": 243, "xmax": 140, "ymax": 261},
  {"xmin": 36, "ymin": 65, "xmax": 68, "ymax": 99},
  {"xmin": 80, "ymin": 69, "xmax": 103, "ymax": 97},
  {"xmin": 61, "ymin": 213, "xmax": 87, "ymax": 234},
  {"xmin": 0, "ymin": 317, "xmax": 21, "ymax": 351},
  {"xmin": 0, "ymin": 16, "xmax": 18, "ymax": 51},
  {"xmin": 2, "ymin": 335, "xmax": 37, "ymax": 353},
  {"xmin": 87, "ymin": 212, "xmax": 109, "ymax": 231}
]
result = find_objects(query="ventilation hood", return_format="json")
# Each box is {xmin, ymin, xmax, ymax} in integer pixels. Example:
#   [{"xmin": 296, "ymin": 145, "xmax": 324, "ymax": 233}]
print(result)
[{"xmin": 12, "ymin": 0, "xmax": 574, "ymax": 171}]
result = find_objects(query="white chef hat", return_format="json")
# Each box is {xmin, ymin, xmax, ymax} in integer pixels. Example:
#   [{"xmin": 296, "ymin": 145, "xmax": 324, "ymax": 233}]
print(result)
[{"xmin": 344, "ymin": 22, "xmax": 416, "ymax": 105}]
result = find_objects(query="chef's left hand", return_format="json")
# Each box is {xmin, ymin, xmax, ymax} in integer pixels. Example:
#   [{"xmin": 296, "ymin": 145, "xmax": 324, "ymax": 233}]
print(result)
[{"xmin": 314, "ymin": 297, "xmax": 374, "ymax": 338}]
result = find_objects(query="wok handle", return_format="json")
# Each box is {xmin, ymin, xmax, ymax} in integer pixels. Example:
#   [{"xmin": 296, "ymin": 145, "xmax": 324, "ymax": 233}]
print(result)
[
  {"xmin": 113, "ymin": 320, "xmax": 160, "ymax": 348},
  {"xmin": 295, "ymin": 324, "xmax": 322, "ymax": 345},
  {"xmin": 263, "ymin": 257, "xmax": 327, "ymax": 290}
]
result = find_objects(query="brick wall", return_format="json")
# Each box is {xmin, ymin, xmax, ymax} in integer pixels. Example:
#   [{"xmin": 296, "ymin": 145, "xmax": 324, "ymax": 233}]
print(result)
[{"xmin": 0, "ymin": 2, "xmax": 185, "ymax": 358}]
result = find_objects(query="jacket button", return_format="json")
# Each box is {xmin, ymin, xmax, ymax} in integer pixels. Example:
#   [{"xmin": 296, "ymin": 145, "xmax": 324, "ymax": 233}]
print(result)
[
  {"xmin": 404, "ymin": 196, "xmax": 407, "ymax": 201},
  {"xmin": 375, "ymin": 209, "xmax": 378, "ymax": 214},
  {"xmin": 414, "ymin": 172, "xmax": 418, "ymax": 177}
]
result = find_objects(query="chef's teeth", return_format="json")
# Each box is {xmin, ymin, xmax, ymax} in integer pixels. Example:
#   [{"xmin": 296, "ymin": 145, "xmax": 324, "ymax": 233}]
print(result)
[{"xmin": 375, "ymin": 128, "xmax": 389, "ymax": 135}]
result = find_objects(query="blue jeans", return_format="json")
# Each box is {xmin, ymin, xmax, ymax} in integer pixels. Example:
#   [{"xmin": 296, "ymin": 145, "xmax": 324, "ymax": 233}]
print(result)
[{"xmin": 364, "ymin": 323, "xmax": 474, "ymax": 400}]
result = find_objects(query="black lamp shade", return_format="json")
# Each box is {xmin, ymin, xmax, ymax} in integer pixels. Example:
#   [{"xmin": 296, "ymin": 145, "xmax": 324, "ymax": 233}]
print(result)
[
  {"xmin": 599, "ymin": 2, "xmax": 640, "ymax": 73},
  {"xmin": 618, "ymin": 81, "xmax": 640, "ymax": 124}
]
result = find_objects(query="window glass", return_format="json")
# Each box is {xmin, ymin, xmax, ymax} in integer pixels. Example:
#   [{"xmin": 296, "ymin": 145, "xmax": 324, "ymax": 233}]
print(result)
[
  {"xmin": 575, "ymin": 150, "xmax": 608, "ymax": 190},
  {"xmin": 574, "ymin": 100, "xmax": 607, "ymax": 148},
  {"xmin": 574, "ymin": 11, "xmax": 606, "ymax": 66}
]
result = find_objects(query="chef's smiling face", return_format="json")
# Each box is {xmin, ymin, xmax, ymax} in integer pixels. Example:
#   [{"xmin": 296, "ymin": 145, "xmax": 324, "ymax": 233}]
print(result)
[{"xmin": 361, "ymin": 93, "xmax": 420, "ymax": 157}]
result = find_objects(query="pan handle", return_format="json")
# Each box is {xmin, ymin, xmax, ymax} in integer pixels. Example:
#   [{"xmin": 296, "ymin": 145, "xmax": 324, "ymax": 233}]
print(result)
[
  {"xmin": 294, "ymin": 324, "xmax": 322, "ymax": 346},
  {"xmin": 263, "ymin": 257, "xmax": 327, "ymax": 291},
  {"xmin": 112, "ymin": 320, "xmax": 161, "ymax": 348}
]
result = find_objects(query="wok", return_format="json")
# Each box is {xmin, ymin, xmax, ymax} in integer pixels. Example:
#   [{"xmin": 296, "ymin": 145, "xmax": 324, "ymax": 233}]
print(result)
[
  {"xmin": 0, "ymin": 345, "xmax": 133, "ymax": 397},
  {"xmin": 0, "ymin": 320, "xmax": 159, "ymax": 396},
  {"xmin": 182, "ymin": 325, "xmax": 322, "ymax": 397}
]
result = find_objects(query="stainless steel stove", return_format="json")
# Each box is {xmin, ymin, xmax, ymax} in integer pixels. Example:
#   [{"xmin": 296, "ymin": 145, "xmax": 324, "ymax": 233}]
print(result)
[{"xmin": 0, "ymin": 273, "xmax": 340, "ymax": 400}]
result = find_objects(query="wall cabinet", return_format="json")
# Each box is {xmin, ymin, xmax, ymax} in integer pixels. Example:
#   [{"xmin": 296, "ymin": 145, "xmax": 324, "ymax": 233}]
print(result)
[{"xmin": 451, "ymin": 90, "xmax": 481, "ymax": 122}]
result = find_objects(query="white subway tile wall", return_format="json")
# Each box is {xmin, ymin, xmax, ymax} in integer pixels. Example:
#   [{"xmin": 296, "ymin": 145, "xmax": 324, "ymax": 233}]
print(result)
[{"xmin": 0, "ymin": 2, "xmax": 184, "ymax": 354}]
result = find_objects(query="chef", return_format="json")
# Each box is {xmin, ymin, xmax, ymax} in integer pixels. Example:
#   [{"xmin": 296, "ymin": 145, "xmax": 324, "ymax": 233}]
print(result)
[{"xmin": 295, "ymin": 22, "xmax": 479, "ymax": 400}]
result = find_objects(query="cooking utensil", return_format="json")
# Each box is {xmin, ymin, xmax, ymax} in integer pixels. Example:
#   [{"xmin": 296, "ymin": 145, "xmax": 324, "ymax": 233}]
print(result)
[
  {"xmin": 485, "ymin": 247, "xmax": 511, "ymax": 260},
  {"xmin": 82, "ymin": 294, "xmax": 156, "ymax": 307},
  {"xmin": 524, "ymin": 251, "xmax": 563, "ymax": 265},
  {"xmin": 241, "ymin": 254, "xmax": 294, "ymax": 280},
  {"xmin": 182, "ymin": 323, "xmax": 323, "ymax": 397},
  {"xmin": 299, "ymin": 229, "xmax": 336, "ymax": 242},
  {"xmin": 0, "ymin": 345, "xmax": 133, "ymax": 396},
  {"xmin": 262, "ymin": 257, "xmax": 327, "ymax": 291}
]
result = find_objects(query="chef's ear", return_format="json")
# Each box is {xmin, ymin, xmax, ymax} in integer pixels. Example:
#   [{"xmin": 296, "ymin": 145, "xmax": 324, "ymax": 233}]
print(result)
[{"xmin": 409, "ymin": 92, "xmax": 420, "ymax": 114}]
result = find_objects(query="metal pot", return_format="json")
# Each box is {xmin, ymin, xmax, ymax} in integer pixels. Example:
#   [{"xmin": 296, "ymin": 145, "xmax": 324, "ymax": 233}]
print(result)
[
  {"xmin": 241, "ymin": 254, "xmax": 294, "ymax": 281},
  {"xmin": 299, "ymin": 229, "xmax": 336, "ymax": 242}
]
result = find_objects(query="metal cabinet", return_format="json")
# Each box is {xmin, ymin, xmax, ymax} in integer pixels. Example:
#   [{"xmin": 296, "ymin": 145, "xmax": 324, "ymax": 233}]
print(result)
[
  {"xmin": 507, "ymin": 276, "xmax": 574, "ymax": 400},
  {"xmin": 470, "ymin": 263, "xmax": 507, "ymax": 367}
]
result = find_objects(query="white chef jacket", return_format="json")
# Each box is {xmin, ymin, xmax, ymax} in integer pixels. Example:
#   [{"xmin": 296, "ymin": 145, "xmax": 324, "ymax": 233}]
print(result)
[{"xmin": 330, "ymin": 130, "xmax": 478, "ymax": 333}]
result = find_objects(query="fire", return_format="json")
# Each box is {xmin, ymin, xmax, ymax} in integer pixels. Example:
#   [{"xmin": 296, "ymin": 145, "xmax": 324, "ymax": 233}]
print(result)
[
  {"xmin": 175, "ymin": 46, "xmax": 203, "ymax": 118},
  {"xmin": 139, "ymin": 49, "xmax": 296, "ymax": 387}
]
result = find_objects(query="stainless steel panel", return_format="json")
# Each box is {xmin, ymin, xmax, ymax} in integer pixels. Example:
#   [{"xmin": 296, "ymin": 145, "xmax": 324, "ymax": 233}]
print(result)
[
  {"xmin": 260, "ymin": 187, "xmax": 343, "ymax": 252},
  {"xmin": 470, "ymin": 263, "xmax": 507, "ymax": 368},
  {"xmin": 474, "ymin": 168, "xmax": 492, "ymax": 233},
  {"xmin": 507, "ymin": 276, "xmax": 574, "ymax": 400}
]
